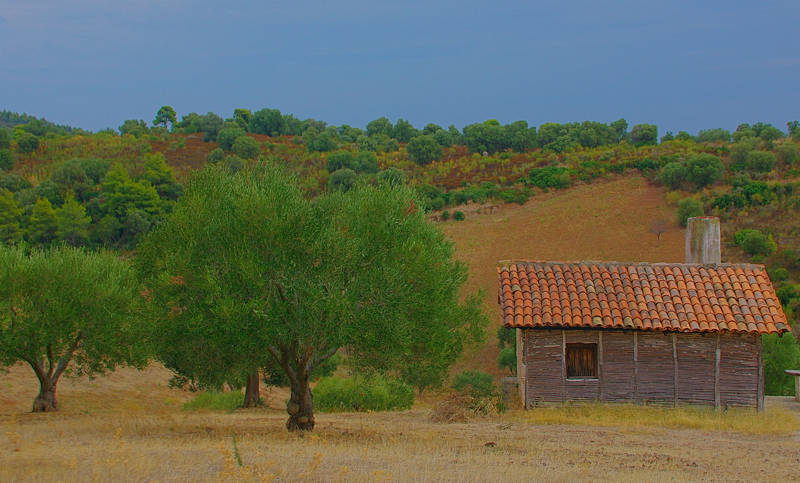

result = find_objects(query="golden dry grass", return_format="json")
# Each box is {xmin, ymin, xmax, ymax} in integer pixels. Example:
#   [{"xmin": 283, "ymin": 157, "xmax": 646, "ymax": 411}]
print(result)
[{"xmin": 2, "ymin": 364, "xmax": 800, "ymax": 481}]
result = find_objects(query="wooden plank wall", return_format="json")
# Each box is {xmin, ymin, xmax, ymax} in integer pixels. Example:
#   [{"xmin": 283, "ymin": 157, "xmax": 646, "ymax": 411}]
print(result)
[{"xmin": 522, "ymin": 329, "xmax": 761, "ymax": 408}]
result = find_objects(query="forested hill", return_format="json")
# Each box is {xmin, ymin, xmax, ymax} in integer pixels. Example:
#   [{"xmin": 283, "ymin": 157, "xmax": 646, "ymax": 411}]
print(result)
[
  {"xmin": 1, "ymin": 108, "xmax": 799, "ymax": 392},
  {"xmin": 0, "ymin": 110, "xmax": 84, "ymax": 135}
]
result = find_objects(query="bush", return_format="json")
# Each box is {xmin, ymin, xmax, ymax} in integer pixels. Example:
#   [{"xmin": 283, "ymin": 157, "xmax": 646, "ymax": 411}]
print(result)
[
  {"xmin": 734, "ymin": 229, "xmax": 776, "ymax": 257},
  {"xmin": 441, "ymin": 210, "xmax": 450, "ymax": 220},
  {"xmin": 776, "ymin": 284, "xmax": 798, "ymax": 305},
  {"xmin": 453, "ymin": 211, "xmax": 465, "ymax": 221},
  {"xmin": 763, "ymin": 333, "xmax": 800, "ymax": 396},
  {"xmin": 452, "ymin": 370, "xmax": 496, "ymax": 398},
  {"xmin": 377, "ymin": 167, "xmax": 405, "ymax": 186},
  {"xmin": 747, "ymin": 151, "xmax": 776, "ymax": 173},
  {"xmin": 216, "ymin": 126, "xmax": 247, "ymax": 151},
  {"xmin": 528, "ymin": 166, "xmax": 571, "ymax": 189},
  {"xmin": 314, "ymin": 375, "xmax": 414, "ymax": 412},
  {"xmin": 183, "ymin": 391, "xmax": 244, "ymax": 411},
  {"xmin": 659, "ymin": 162, "xmax": 688, "ymax": 189},
  {"xmin": 777, "ymin": 142, "xmax": 799, "ymax": 167},
  {"xmin": 326, "ymin": 151, "xmax": 355, "ymax": 172},
  {"xmin": 685, "ymin": 153, "xmax": 724, "ymax": 188},
  {"xmin": 677, "ymin": 198, "xmax": 703, "ymax": 227},
  {"xmin": 207, "ymin": 147, "xmax": 224, "ymax": 164},
  {"xmin": 16, "ymin": 132, "xmax": 39, "ymax": 154},
  {"xmin": 768, "ymin": 267, "xmax": 790, "ymax": 283},
  {"xmin": 406, "ymin": 134, "xmax": 443, "ymax": 165},
  {"xmin": 0, "ymin": 148, "xmax": 13, "ymax": 171},
  {"xmin": 498, "ymin": 347, "xmax": 516, "ymax": 375},
  {"xmin": 328, "ymin": 168, "xmax": 358, "ymax": 192},
  {"xmin": 231, "ymin": 136, "xmax": 260, "ymax": 159}
]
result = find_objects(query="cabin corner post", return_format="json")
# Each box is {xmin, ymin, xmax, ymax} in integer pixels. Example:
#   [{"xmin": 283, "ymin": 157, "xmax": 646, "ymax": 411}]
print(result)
[
  {"xmin": 757, "ymin": 335, "xmax": 764, "ymax": 412},
  {"xmin": 633, "ymin": 331, "xmax": 639, "ymax": 403},
  {"xmin": 598, "ymin": 330, "xmax": 604, "ymax": 401},
  {"xmin": 561, "ymin": 329, "xmax": 566, "ymax": 403},
  {"xmin": 714, "ymin": 333, "xmax": 721, "ymax": 410}
]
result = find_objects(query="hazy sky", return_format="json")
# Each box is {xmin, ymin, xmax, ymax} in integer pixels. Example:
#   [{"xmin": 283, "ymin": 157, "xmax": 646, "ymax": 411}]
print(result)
[{"xmin": 1, "ymin": 1, "xmax": 798, "ymax": 134}]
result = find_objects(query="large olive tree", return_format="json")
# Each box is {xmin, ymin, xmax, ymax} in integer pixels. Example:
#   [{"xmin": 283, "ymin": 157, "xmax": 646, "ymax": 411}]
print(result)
[
  {"xmin": 0, "ymin": 245, "xmax": 146, "ymax": 412},
  {"xmin": 136, "ymin": 163, "xmax": 485, "ymax": 431}
]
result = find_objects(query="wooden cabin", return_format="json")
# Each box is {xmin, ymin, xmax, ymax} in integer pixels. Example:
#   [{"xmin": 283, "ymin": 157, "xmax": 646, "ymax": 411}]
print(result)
[{"xmin": 497, "ymin": 217, "xmax": 791, "ymax": 409}]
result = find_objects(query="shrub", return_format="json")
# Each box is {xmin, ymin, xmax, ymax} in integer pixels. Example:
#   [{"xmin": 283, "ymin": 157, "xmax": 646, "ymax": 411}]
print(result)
[
  {"xmin": 222, "ymin": 154, "xmax": 244, "ymax": 173},
  {"xmin": 498, "ymin": 347, "xmax": 516, "ymax": 375},
  {"xmin": 216, "ymin": 126, "xmax": 247, "ymax": 151},
  {"xmin": 747, "ymin": 151, "xmax": 776, "ymax": 173},
  {"xmin": 231, "ymin": 136, "xmax": 260, "ymax": 159},
  {"xmin": 763, "ymin": 333, "xmax": 800, "ymax": 396},
  {"xmin": 677, "ymin": 198, "xmax": 703, "ymax": 227},
  {"xmin": 326, "ymin": 150, "xmax": 355, "ymax": 172},
  {"xmin": 207, "ymin": 147, "xmax": 224, "ymax": 164},
  {"xmin": 314, "ymin": 375, "xmax": 414, "ymax": 412},
  {"xmin": 0, "ymin": 148, "xmax": 13, "ymax": 171},
  {"xmin": 734, "ymin": 229, "xmax": 776, "ymax": 257},
  {"xmin": 777, "ymin": 142, "xmax": 799, "ymax": 167},
  {"xmin": 767, "ymin": 267, "xmax": 790, "ymax": 283},
  {"xmin": 377, "ymin": 167, "xmax": 405, "ymax": 186},
  {"xmin": 452, "ymin": 370, "xmax": 496, "ymax": 398},
  {"xmin": 406, "ymin": 134, "xmax": 443, "ymax": 165},
  {"xmin": 328, "ymin": 168, "xmax": 358, "ymax": 192},
  {"xmin": 685, "ymin": 153, "xmax": 724, "ymax": 188},
  {"xmin": 441, "ymin": 210, "xmax": 450, "ymax": 220},
  {"xmin": 776, "ymin": 284, "xmax": 798, "ymax": 305},
  {"xmin": 183, "ymin": 391, "xmax": 244, "ymax": 411},
  {"xmin": 16, "ymin": 132, "xmax": 39, "ymax": 154},
  {"xmin": 659, "ymin": 162, "xmax": 688, "ymax": 189},
  {"xmin": 453, "ymin": 211, "xmax": 465, "ymax": 221},
  {"xmin": 528, "ymin": 166, "xmax": 571, "ymax": 189}
]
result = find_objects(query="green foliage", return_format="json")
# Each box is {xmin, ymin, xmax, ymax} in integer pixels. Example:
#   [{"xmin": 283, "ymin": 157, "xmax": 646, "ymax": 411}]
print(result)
[
  {"xmin": 327, "ymin": 168, "xmax": 358, "ymax": 192},
  {"xmin": 182, "ymin": 391, "xmax": 244, "ymax": 412},
  {"xmin": 366, "ymin": 117, "xmax": 393, "ymax": 137},
  {"xmin": 0, "ymin": 173, "xmax": 31, "ymax": 193},
  {"xmin": 55, "ymin": 195, "xmax": 91, "ymax": 246},
  {"xmin": 119, "ymin": 120, "xmax": 150, "ymax": 137},
  {"xmin": 232, "ymin": 108, "xmax": 252, "ymax": 131},
  {"xmin": 377, "ymin": 167, "xmax": 405, "ymax": 187},
  {"xmin": 762, "ymin": 333, "xmax": 800, "ymax": 396},
  {"xmin": 677, "ymin": 198, "xmax": 703, "ymax": 227},
  {"xmin": 734, "ymin": 229, "xmax": 776, "ymax": 257},
  {"xmin": 207, "ymin": 147, "xmax": 224, "ymax": 164},
  {"xmin": 0, "ymin": 245, "xmax": 147, "ymax": 407},
  {"xmin": 659, "ymin": 162, "xmax": 688, "ymax": 189},
  {"xmin": 303, "ymin": 128, "xmax": 338, "ymax": 152},
  {"xmin": 464, "ymin": 119, "xmax": 536, "ymax": 154},
  {"xmin": 729, "ymin": 138, "xmax": 761, "ymax": 171},
  {"xmin": 136, "ymin": 164, "xmax": 486, "ymax": 429},
  {"xmin": 453, "ymin": 210, "xmax": 465, "ymax": 221},
  {"xmin": 153, "ymin": 106, "xmax": 177, "ymax": 129},
  {"xmin": 26, "ymin": 198, "xmax": 58, "ymax": 245},
  {"xmin": 0, "ymin": 128, "xmax": 9, "ymax": 149},
  {"xmin": 101, "ymin": 163, "xmax": 162, "ymax": 218},
  {"xmin": 498, "ymin": 347, "xmax": 516, "ymax": 375},
  {"xmin": 747, "ymin": 151, "xmax": 776, "ymax": 173},
  {"xmin": 406, "ymin": 135, "xmax": 443, "ymax": 165},
  {"xmin": 0, "ymin": 148, "xmax": 14, "ymax": 171},
  {"xmin": 528, "ymin": 166, "xmax": 571, "ymax": 189},
  {"xmin": 249, "ymin": 108, "xmax": 284, "ymax": 136},
  {"xmin": 452, "ymin": 370, "xmax": 496, "ymax": 398},
  {"xmin": 441, "ymin": 210, "xmax": 450, "ymax": 220},
  {"xmin": 314, "ymin": 375, "xmax": 415, "ymax": 412},
  {"xmin": 392, "ymin": 118, "xmax": 419, "ymax": 142},
  {"xmin": 16, "ymin": 132, "xmax": 39, "ymax": 153},
  {"xmin": 142, "ymin": 153, "xmax": 181, "ymax": 200},
  {"xmin": 630, "ymin": 123, "xmax": 658, "ymax": 146},
  {"xmin": 685, "ymin": 153, "xmax": 724, "ymax": 188},
  {"xmin": 0, "ymin": 189, "xmax": 22, "ymax": 244},
  {"xmin": 231, "ymin": 136, "xmax": 260, "ymax": 159},
  {"xmin": 696, "ymin": 128, "xmax": 731, "ymax": 143},
  {"xmin": 326, "ymin": 150, "xmax": 377, "ymax": 174},
  {"xmin": 217, "ymin": 126, "xmax": 247, "ymax": 151},
  {"xmin": 777, "ymin": 142, "xmax": 799, "ymax": 167}
]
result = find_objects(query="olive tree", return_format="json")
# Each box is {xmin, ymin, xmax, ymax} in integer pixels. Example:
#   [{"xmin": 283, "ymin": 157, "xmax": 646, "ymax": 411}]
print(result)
[
  {"xmin": 0, "ymin": 245, "xmax": 146, "ymax": 412},
  {"xmin": 136, "ymin": 163, "xmax": 485, "ymax": 430}
]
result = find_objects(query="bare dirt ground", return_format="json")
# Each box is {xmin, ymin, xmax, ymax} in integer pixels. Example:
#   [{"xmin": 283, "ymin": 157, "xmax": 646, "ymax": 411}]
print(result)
[{"xmin": 1, "ymin": 364, "xmax": 799, "ymax": 481}]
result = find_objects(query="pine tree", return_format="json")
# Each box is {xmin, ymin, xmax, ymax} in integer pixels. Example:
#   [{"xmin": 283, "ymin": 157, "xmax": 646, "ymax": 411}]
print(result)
[
  {"xmin": 26, "ymin": 198, "xmax": 58, "ymax": 245},
  {"xmin": 0, "ymin": 189, "xmax": 22, "ymax": 244},
  {"xmin": 56, "ymin": 194, "xmax": 91, "ymax": 246}
]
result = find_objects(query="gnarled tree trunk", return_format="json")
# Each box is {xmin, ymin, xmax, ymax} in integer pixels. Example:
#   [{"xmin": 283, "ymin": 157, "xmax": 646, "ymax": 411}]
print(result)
[
  {"xmin": 242, "ymin": 370, "xmax": 262, "ymax": 408},
  {"xmin": 286, "ymin": 372, "xmax": 314, "ymax": 431},
  {"xmin": 33, "ymin": 379, "xmax": 58, "ymax": 412}
]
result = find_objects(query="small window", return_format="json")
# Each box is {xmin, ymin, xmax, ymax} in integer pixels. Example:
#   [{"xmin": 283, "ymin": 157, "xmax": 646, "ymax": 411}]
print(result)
[{"xmin": 566, "ymin": 343, "xmax": 598, "ymax": 379}]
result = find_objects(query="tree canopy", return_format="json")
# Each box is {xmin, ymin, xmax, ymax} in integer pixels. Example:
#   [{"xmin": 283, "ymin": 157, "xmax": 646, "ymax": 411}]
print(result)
[
  {"xmin": 136, "ymin": 163, "xmax": 486, "ymax": 430},
  {"xmin": 0, "ymin": 245, "xmax": 146, "ymax": 411}
]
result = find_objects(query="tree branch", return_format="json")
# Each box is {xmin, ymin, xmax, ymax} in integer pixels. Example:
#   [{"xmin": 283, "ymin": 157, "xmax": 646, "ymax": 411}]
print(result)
[
  {"xmin": 52, "ymin": 332, "xmax": 83, "ymax": 383},
  {"xmin": 46, "ymin": 344, "xmax": 54, "ymax": 379},
  {"xmin": 307, "ymin": 346, "xmax": 339, "ymax": 373}
]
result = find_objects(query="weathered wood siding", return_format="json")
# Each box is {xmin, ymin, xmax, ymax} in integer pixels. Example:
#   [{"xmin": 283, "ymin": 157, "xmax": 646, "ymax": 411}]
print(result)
[
  {"xmin": 719, "ymin": 333, "xmax": 760, "ymax": 407},
  {"xmin": 522, "ymin": 329, "xmax": 761, "ymax": 408},
  {"xmin": 676, "ymin": 334, "xmax": 715, "ymax": 404},
  {"xmin": 516, "ymin": 328, "xmax": 526, "ymax": 403}
]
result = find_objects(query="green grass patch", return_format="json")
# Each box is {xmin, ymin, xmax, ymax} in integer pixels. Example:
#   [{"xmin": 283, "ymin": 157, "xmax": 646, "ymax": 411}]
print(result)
[
  {"xmin": 182, "ymin": 391, "xmax": 243, "ymax": 412},
  {"xmin": 314, "ymin": 375, "xmax": 414, "ymax": 412},
  {"xmin": 514, "ymin": 402, "xmax": 799, "ymax": 436}
]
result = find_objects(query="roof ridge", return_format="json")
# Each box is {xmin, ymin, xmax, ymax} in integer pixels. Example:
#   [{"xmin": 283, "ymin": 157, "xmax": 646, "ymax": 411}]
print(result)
[{"xmin": 497, "ymin": 260, "xmax": 766, "ymax": 270}]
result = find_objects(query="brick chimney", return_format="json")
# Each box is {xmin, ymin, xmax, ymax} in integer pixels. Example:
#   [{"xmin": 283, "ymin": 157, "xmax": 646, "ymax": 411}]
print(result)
[{"xmin": 685, "ymin": 216, "xmax": 721, "ymax": 264}]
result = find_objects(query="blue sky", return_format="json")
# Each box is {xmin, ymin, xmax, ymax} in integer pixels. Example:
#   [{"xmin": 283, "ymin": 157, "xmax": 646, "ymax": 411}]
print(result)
[{"xmin": 1, "ymin": 1, "xmax": 798, "ymax": 134}]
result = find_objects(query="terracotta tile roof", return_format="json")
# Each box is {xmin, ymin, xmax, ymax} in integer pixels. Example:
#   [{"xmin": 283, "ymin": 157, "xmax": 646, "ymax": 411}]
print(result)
[{"xmin": 498, "ymin": 261, "xmax": 790, "ymax": 334}]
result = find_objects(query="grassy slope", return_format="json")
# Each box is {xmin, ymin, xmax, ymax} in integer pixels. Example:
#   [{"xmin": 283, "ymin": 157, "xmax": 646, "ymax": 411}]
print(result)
[{"xmin": 442, "ymin": 175, "xmax": 685, "ymax": 374}]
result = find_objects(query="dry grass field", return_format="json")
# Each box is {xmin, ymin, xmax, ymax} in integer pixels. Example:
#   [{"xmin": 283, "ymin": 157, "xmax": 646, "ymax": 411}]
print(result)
[
  {"xmin": 1, "ymin": 364, "xmax": 799, "ymax": 481},
  {"xmin": 3, "ymin": 175, "xmax": 800, "ymax": 481}
]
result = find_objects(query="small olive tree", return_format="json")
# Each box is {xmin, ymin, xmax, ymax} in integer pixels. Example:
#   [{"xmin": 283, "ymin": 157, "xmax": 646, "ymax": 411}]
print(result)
[{"xmin": 0, "ymin": 245, "xmax": 146, "ymax": 411}]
